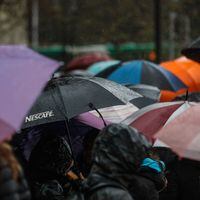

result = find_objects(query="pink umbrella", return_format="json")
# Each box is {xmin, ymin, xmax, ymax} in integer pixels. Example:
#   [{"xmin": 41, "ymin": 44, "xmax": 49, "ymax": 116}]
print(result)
[
  {"xmin": 155, "ymin": 102, "xmax": 200, "ymax": 161},
  {"xmin": 0, "ymin": 45, "xmax": 60, "ymax": 141},
  {"xmin": 76, "ymin": 103, "xmax": 138, "ymax": 130}
]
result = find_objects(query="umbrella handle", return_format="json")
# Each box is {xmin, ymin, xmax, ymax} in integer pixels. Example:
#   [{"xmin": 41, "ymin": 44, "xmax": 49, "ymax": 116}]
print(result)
[
  {"xmin": 185, "ymin": 89, "xmax": 189, "ymax": 101},
  {"xmin": 53, "ymin": 81, "xmax": 82, "ymax": 179},
  {"xmin": 88, "ymin": 103, "xmax": 107, "ymax": 127}
]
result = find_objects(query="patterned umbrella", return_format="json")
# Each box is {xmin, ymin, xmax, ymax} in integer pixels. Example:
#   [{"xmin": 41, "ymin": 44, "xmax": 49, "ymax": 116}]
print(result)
[
  {"xmin": 97, "ymin": 60, "xmax": 187, "ymax": 92},
  {"xmin": 155, "ymin": 102, "xmax": 200, "ymax": 161},
  {"xmin": 122, "ymin": 101, "xmax": 194, "ymax": 141},
  {"xmin": 22, "ymin": 76, "xmax": 142, "ymax": 129}
]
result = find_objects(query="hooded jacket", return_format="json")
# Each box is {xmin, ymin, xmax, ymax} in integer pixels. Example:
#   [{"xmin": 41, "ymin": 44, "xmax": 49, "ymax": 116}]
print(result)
[{"xmin": 86, "ymin": 124, "xmax": 163, "ymax": 200}]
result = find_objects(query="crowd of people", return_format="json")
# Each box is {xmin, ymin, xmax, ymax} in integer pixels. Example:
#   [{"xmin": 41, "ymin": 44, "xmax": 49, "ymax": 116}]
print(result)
[
  {"xmin": 0, "ymin": 37, "xmax": 200, "ymax": 200},
  {"xmin": 0, "ymin": 121, "xmax": 199, "ymax": 200}
]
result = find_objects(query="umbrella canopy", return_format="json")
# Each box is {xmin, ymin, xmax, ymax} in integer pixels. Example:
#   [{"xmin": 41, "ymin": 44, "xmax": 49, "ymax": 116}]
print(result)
[
  {"xmin": 0, "ymin": 45, "xmax": 60, "ymax": 141},
  {"xmin": 155, "ymin": 102, "xmax": 200, "ymax": 161},
  {"xmin": 97, "ymin": 60, "xmax": 187, "ymax": 92},
  {"xmin": 87, "ymin": 60, "xmax": 121, "ymax": 75},
  {"xmin": 126, "ymin": 84, "xmax": 161, "ymax": 102},
  {"xmin": 122, "ymin": 101, "xmax": 191, "ymax": 141},
  {"xmin": 66, "ymin": 52, "xmax": 112, "ymax": 71},
  {"xmin": 22, "ymin": 76, "xmax": 142, "ymax": 129},
  {"xmin": 76, "ymin": 92, "xmax": 158, "ymax": 130},
  {"xmin": 66, "ymin": 70, "xmax": 93, "ymax": 77},
  {"xmin": 161, "ymin": 57, "xmax": 200, "ymax": 93},
  {"xmin": 160, "ymin": 57, "xmax": 200, "ymax": 101},
  {"xmin": 75, "ymin": 103, "xmax": 139, "ymax": 130},
  {"xmin": 181, "ymin": 36, "xmax": 200, "ymax": 63}
]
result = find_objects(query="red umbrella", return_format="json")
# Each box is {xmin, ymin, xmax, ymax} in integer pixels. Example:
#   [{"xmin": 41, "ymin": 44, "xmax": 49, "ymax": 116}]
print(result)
[
  {"xmin": 67, "ymin": 52, "xmax": 112, "ymax": 71},
  {"xmin": 122, "ymin": 101, "xmax": 193, "ymax": 141},
  {"xmin": 123, "ymin": 101, "xmax": 200, "ymax": 160},
  {"xmin": 155, "ymin": 102, "xmax": 200, "ymax": 161}
]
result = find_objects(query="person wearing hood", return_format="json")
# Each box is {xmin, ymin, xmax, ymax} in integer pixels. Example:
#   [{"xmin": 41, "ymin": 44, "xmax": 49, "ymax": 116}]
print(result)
[
  {"xmin": 28, "ymin": 133, "xmax": 74, "ymax": 200},
  {"xmin": 181, "ymin": 36, "xmax": 200, "ymax": 63},
  {"xmin": 85, "ymin": 123, "xmax": 167, "ymax": 200}
]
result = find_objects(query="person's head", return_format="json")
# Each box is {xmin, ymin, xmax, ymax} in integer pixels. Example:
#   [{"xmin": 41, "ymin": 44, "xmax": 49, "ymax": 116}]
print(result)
[
  {"xmin": 0, "ymin": 142, "xmax": 21, "ymax": 181},
  {"xmin": 91, "ymin": 123, "xmax": 150, "ymax": 176},
  {"xmin": 139, "ymin": 149, "xmax": 167, "ymax": 193},
  {"xmin": 181, "ymin": 36, "xmax": 200, "ymax": 63},
  {"xmin": 29, "ymin": 134, "xmax": 73, "ymax": 181}
]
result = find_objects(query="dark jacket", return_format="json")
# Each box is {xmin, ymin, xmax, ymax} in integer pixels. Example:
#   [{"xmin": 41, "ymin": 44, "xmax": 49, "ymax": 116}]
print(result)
[
  {"xmin": 28, "ymin": 134, "xmax": 73, "ymax": 200},
  {"xmin": 86, "ymin": 124, "xmax": 163, "ymax": 200},
  {"xmin": 0, "ymin": 166, "xmax": 31, "ymax": 200},
  {"xmin": 153, "ymin": 147, "xmax": 200, "ymax": 200}
]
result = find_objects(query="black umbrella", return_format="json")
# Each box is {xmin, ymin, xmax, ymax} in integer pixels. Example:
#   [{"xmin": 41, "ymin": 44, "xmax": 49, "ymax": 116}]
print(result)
[
  {"xmin": 181, "ymin": 36, "xmax": 200, "ymax": 63},
  {"xmin": 126, "ymin": 84, "xmax": 161, "ymax": 102},
  {"xmin": 22, "ymin": 76, "xmax": 142, "ymax": 129}
]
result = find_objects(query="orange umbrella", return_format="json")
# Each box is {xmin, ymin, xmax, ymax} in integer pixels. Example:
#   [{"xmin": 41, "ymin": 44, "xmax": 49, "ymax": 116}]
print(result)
[{"xmin": 160, "ymin": 57, "xmax": 200, "ymax": 101}]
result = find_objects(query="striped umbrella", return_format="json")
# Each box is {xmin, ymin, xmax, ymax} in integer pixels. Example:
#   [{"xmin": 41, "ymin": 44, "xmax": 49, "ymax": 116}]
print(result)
[
  {"xmin": 154, "ymin": 102, "xmax": 200, "ymax": 161},
  {"xmin": 95, "ymin": 98, "xmax": 200, "ymax": 161},
  {"xmin": 122, "ymin": 101, "xmax": 195, "ymax": 141}
]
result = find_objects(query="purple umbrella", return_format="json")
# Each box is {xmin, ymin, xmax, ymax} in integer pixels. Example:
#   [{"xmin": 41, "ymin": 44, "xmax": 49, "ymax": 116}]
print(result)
[{"xmin": 0, "ymin": 45, "xmax": 60, "ymax": 141}]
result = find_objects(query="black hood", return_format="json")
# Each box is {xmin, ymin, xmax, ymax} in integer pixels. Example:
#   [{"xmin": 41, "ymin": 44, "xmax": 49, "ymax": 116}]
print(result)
[
  {"xmin": 181, "ymin": 36, "xmax": 200, "ymax": 63},
  {"xmin": 90, "ymin": 124, "xmax": 150, "ymax": 185},
  {"xmin": 29, "ymin": 134, "xmax": 73, "ymax": 182}
]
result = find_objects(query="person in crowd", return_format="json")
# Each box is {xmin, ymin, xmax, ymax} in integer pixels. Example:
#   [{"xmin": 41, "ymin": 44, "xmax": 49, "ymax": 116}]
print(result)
[
  {"xmin": 0, "ymin": 141, "xmax": 31, "ymax": 200},
  {"xmin": 28, "ymin": 133, "xmax": 74, "ymax": 200},
  {"xmin": 85, "ymin": 124, "xmax": 167, "ymax": 200},
  {"xmin": 181, "ymin": 36, "xmax": 200, "ymax": 63},
  {"xmin": 152, "ymin": 147, "xmax": 200, "ymax": 200}
]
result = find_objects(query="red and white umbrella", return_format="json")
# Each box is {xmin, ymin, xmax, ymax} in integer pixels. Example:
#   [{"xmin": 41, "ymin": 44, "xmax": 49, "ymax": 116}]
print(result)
[
  {"xmin": 123, "ymin": 101, "xmax": 200, "ymax": 160},
  {"xmin": 155, "ymin": 103, "xmax": 200, "ymax": 161}
]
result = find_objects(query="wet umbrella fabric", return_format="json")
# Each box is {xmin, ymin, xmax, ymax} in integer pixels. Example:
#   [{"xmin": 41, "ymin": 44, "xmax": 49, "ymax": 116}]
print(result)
[
  {"xmin": 126, "ymin": 84, "xmax": 161, "ymax": 102},
  {"xmin": 155, "ymin": 102, "xmax": 200, "ymax": 161},
  {"xmin": 122, "ymin": 101, "xmax": 188, "ymax": 141},
  {"xmin": 0, "ymin": 45, "xmax": 60, "ymax": 141},
  {"xmin": 75, "ymin": 103, "xmax": 138, "ymax": 130},
  {"xmin": 161, "ymin": 57, "xmax": 200, "ymax": 91},
  {"xmin": 22, "ymin": 77, "xmax": 141, "ymax": 129},
  {"xmin": 87, "ymin": 60, "xmax": 121, "ymax": 75},
  {"xmin": 97, "ymin": 60, "xmax": 187, "ymax": 91},
  {"xmin": 159, "ymin": 57, "xmax": 200, "ymax": 101}
]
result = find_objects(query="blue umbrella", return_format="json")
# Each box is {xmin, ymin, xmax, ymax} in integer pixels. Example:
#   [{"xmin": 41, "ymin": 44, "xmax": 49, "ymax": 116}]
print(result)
[
  {"xmin": 98, "ymin": 60, "xmax": 187, "ymax": 91},
  {"xmin": 87, "ymin": 60, "xmax": 120, "ymax": 75}
]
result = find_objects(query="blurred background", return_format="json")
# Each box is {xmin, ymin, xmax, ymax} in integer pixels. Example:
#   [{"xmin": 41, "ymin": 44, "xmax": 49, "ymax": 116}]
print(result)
[{"xmin": 0, "ymin": 0, "xmax": 199, "ymax": 63}]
